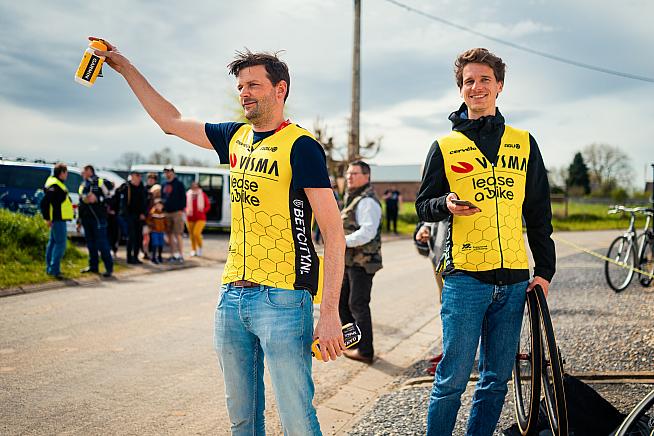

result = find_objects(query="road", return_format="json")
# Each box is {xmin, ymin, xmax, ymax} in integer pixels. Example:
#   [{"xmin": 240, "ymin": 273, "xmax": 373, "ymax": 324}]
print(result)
[{"xmin": 1, "ymin": 237, "xmax": 440, "ymax": 435}]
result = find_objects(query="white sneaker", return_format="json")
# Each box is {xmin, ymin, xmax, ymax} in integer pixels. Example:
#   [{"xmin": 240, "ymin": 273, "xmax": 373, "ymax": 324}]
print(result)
[
  {"xmin": 196, "ymin": 248, "xmax": 202, "ymax": 257},
  {"xmin": 190, "ymin": 250, "xmax": 196, "ymax": 257}
]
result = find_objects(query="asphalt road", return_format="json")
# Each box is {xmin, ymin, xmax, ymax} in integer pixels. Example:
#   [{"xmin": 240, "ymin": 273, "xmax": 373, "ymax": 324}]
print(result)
[{"xmin": 1, "ymin": 236, "xmax": 439, "ymax": 436}]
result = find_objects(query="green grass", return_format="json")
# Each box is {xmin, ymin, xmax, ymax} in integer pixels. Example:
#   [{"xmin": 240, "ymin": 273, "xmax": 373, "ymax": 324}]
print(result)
[
  {"xmin": 0, "ymin": 209, "xmax": 90, "ymax": 288},
  {"xmin": 388, "ymin": 199, "xmax": 651, "ymax": 234}
]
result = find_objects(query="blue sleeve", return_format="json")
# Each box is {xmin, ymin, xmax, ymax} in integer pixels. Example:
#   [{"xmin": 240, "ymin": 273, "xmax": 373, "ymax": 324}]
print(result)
[
  {"xmin": 290, "ymin": 136, "xmax": 331, "ymax": 191},
  {"xmin": 205, "ymin": 122, "xmax": 245, "ymax": 164}
]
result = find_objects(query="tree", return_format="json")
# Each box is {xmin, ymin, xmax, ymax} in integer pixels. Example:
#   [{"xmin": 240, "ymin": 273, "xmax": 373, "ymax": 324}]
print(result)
[
  {"xmin": 114, "ymin": 152, "xmax": 146, "ymax": 170},
  {"xmin": 582, "ymin": 143, "xmax": 632, "ymax": 194},
  {"xmin": 566, "ymin": 152, "xmax": 590, "ymax": 195}
]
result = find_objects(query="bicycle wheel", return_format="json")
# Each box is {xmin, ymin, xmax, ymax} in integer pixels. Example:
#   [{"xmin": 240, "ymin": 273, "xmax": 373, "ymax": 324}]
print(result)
[
  {"xmin": 513, "ymin": 290, "xmax": 542, "ymax": 435},
  {"xmin": 636, "ymin": 233, "xmax": 654, "ymax": 287},
  {"xmin": 605, "ymin": 235, "xmax": 637, "ymax": 292},
  {"xmin": 534, "ymin": 285, "xmax": 568, "ymax": 436},
  {"xmin": 613, "ymin": 389, "xmax": 654, "ymax": 436}
]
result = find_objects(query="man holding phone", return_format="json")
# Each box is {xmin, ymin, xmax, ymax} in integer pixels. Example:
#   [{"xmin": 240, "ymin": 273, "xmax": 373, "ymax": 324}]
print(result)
[{"xmin": 415, "ymin": 48, "xmax": 555, "ymax": 435}]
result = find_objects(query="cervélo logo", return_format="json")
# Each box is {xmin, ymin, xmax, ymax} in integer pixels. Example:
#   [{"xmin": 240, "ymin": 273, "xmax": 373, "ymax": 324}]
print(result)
[
  {"xmin": 450, "ymin": 161, "xmax": 474, "ymax": 174},
  {"xmin": 229, "ymin": 153, "xmax": 237, "ymax": 168}
]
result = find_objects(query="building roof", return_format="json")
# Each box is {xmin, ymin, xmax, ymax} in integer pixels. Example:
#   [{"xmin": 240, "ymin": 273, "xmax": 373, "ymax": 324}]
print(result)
[{"xmin": 370, "ymin": 164, "xmax": 422, "ymax": 183}]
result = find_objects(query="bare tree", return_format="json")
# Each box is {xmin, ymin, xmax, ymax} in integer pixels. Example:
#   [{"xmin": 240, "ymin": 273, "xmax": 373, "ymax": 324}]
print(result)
[
  {"xmin": 582, "ymin": 143, "xmax": 633, "ymax": 193},
  {"xmin": 147, "ymin": 147, "xmax": 175, "ymax": 165},
  {"xmin": 114, "ymin": 152, "xmax": 146, "ymax": 170}
]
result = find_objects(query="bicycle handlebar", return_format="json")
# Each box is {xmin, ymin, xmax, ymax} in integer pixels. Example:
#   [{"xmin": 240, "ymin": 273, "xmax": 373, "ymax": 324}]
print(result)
[{"xmin": 607, "ymin": 205, "xmax": 654, "ymax": 215}]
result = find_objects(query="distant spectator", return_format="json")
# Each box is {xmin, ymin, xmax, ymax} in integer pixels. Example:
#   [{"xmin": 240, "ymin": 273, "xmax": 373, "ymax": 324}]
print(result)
[
  {"xmin": 121, "ymin": 171, "xmax": 147, "ymax": 264},
  {"xmin": 146, "ymin": 199, "xmax": 167, "ymax": 264},
  {"xmin": 383, "ymin": 187, "xmax": 402, "ymax": 234},
  {"xmin": 161, "ymin": 166, "xmax": 186, "ymax": 263},
  {"xmin": 185, "ymin": 181, "xmax": 210, "ymax": 257},
  {"xmin": 40, "ymin": 163, "xmax": 73, "ymax": 278},
  {"xmin": 142, "ymin": 172, "xmax": 159, "ymax": 259},
  {"xmin": 78, "ymin": 165, "xmax": 113, "ymax": 277}
]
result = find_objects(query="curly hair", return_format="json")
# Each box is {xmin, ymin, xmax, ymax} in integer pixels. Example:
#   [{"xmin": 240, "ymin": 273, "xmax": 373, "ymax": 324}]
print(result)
[{"xmin": 454, "ymin": 48, "xmax": 506, "ymax": 88}]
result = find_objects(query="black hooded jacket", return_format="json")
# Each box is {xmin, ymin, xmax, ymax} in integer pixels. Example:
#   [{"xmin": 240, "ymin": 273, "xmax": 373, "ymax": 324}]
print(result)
[{"xmin": 415, "ymin": 103, "xmax": 555, "ymax": 285}]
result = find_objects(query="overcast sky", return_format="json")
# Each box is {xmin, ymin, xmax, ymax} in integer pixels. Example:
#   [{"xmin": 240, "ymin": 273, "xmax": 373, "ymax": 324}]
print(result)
[{"xmin": 1, "ymin": 0, "xmax": 653, "ymax": 183}]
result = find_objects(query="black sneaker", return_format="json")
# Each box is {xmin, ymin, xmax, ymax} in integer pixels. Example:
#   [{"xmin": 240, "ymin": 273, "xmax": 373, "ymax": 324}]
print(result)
[
  {"xmin": 102, "ymin": 272, "xmax": 113, "ymax": 278},
  {"xmin": 81, "ymin": 267, "xmax": 99, "ymax": 274}
]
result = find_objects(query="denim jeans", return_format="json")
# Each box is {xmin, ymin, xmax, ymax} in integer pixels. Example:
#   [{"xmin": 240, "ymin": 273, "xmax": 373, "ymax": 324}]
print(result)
[
  {"xmin": 81, "ymin": 217, "xmax": 113, "ymax": 274},
  {"xmin": 214, "ymin": 283, "xmax": 321, "ymax": 436},
  {"xmin": 46, "ymin": 221, "xmax": 67, "ymax": 276},
  {"xmin": 426, "ymin": 273, "xmax": 528, "ymax": 436}
]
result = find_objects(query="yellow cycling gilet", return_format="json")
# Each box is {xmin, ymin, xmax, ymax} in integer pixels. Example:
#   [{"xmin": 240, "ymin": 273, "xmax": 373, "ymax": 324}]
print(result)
[
  {"xmin": 440, "ymin": 125, "xmax": 530, "ymax": 271},
  {"xmin": 44, "ymin": 176, "xmax": 74, "ymax": 221},
  {"xmin": 222, "ymin": 123, "xmax": 323, "ymax": 294}
]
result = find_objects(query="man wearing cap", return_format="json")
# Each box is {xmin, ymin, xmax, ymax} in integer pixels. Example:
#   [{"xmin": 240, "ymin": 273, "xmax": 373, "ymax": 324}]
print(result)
[
  {"xmin": 97, "ymin": 38, "xmax": 346, "ymax": 435},
  {"xmin": 161, "ymin": 166, "xmax": 186, "ymax": 263}
]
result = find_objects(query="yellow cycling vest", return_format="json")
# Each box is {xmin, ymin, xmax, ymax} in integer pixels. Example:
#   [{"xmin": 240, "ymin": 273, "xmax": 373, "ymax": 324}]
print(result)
[
  {"xmin": 440, "ymin": 125, "xmax": 530, "ymax": 271},
  {"xmin": 222, "ymin": 123, "xmax": 323, "ymax": 294},
  {"xmin": 45, "ymin": 176, "xmax": 74, "ymax": 221}
]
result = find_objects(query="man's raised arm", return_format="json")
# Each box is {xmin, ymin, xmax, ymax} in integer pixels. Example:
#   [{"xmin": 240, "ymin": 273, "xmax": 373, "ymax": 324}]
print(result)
[{"xmin": 90, "ymin": 37, "xmax": 212, "ymax": 150}]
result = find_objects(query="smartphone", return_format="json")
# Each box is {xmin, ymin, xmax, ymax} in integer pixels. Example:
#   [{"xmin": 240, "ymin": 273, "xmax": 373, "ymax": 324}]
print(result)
[{"xmin": 451, "ymin": 199, "xmax": 481, "ymax": 211}]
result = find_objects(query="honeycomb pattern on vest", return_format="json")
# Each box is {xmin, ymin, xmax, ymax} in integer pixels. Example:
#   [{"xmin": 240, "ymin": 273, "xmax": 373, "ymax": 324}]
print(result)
[
  {"xmin": 229, "ymin": 208, "xmax": 296, "ymax": 286},
  {"xmin": 459, "ymin": 203, "xmax": 525, "ymax": 270}
]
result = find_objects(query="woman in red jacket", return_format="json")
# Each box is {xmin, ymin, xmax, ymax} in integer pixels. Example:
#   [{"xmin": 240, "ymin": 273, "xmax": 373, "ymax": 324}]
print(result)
[{"xmin": 185, "ymin": 182, "xmax": 211, "ymax": 257}]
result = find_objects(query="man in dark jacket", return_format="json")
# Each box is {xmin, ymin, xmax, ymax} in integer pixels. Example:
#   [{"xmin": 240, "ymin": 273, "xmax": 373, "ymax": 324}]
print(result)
[
  {"xmin": 40, "ymin": 163, "xmax": 73, "ymax": 278},
  {"xmin": 415, "ymin": 48, "xmax": 555, "ymax": 436},
  {"xmin": 78, "ymin": 165, "xmax": 113, "ymax": 277},
  {"xmin": 121, "ymin": 171, "xmax": 148, "ymax": 264},
  {"xmin": 161, "ymin": 165, "xmax": 186, "ymax": 262}
]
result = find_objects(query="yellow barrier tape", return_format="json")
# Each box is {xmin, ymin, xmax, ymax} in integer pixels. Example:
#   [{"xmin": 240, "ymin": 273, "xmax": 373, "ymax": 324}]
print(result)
[{"xmin": 552, "ymin": 235, "xmax": 654, "ymax": 280}]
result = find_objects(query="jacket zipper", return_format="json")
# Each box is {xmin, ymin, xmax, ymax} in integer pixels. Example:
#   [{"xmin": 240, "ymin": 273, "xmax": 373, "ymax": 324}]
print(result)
[{"xmin": 491, "ymin": 159, "xmax": 504, "ymax": 269}]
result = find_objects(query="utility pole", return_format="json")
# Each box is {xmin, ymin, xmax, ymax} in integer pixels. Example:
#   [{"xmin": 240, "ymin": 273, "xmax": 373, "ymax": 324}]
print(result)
[{"xmin": 348, "ymin": 0, "xmax": 361, "ymax": 162}]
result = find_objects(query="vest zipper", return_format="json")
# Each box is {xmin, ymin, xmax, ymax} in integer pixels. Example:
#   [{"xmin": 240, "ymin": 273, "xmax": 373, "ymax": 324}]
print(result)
[
  {"xmin": 240, "ymin": 137, "xmax": 266, "ymax": 280},
  {"xmin": 491, "ymin": 159, "xmax": 504, "ymax": 269}
]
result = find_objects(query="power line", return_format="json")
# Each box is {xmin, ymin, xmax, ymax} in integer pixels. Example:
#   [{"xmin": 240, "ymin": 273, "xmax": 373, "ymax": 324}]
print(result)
[{"xmin": 383, "ymin": 0, "xmax": 654, "ymax": 83}]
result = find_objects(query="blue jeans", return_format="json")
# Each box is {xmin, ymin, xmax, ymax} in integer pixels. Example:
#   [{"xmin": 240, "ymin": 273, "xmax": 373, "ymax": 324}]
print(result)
[
  {"xmin": 45, "ymin": 221, "xmax": 67, "ymax": 276},
  {"xmin": 81, "ymin": 217, "xmax": 113, "ymax": 273},
  {"xmin": 214, "ymin": 284, "xmax": 321, "ymax": 436},
  {"xmin": 426, "ymin": 273, "xmax": 528, "ymax": 436}
]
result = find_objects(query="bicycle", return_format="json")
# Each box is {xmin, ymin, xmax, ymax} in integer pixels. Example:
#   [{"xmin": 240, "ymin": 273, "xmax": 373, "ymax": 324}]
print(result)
[
  {"xmin": 613, "ymin": 389, "xmax": 654, "ymax": 436},
  {"xmin": 513, "ymin": 285, "xmax": 568, "ymax": 436},
  {"xmin": 604, "ymin": 206, "xmax": 654, "ymax": 292}
]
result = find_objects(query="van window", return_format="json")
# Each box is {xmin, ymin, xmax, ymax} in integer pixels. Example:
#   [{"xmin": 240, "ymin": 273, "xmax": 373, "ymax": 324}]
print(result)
[
  {"xmin": 0, "ymin": 165, "xmax": 50, "ymax": 189},
  {"xmin": 65, "ymin": 172, "xmax": 83, "ymax": 193}
]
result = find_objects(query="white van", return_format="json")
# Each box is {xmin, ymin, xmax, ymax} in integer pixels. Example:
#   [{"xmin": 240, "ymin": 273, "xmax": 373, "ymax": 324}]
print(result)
[
  {"xmin": 130, "ymin": 164, "xmax": 231, "ymax": 228},
  {"xmin": 0, "ymin": 159, "xmax": 125, "ymax": 236}
]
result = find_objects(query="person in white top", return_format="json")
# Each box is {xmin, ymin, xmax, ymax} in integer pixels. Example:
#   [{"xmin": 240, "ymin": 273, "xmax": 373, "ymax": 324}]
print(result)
[{"xmin": 339, "ymin": 161, "xmax": 383, "ymax": 364}]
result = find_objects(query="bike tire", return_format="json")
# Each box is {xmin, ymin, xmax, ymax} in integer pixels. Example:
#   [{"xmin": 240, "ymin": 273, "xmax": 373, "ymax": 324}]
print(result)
[
  {"xmin": 605, "ymin": 235, "xmax": 637, "ymax": 292},
  {"xmin": 534, "ymin": 285, "xmax": 568, "ymax": 436},
  {"xmin": 613, "ymin": 389, "xmax": 654, "ymax": 436},
  {"xmin": 636, "ymin": 233, "xmax": 654, "ymax": 287},
  {"xmin": 513, "ymin": 290, "xmax": 542, "ymax": 435}
]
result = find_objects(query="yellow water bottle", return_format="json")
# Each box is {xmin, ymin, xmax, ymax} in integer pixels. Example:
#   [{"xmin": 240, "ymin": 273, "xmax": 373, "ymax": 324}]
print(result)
[{"xmin": 74, "ymin": 40, "xmax": 107, "ymax": 87}]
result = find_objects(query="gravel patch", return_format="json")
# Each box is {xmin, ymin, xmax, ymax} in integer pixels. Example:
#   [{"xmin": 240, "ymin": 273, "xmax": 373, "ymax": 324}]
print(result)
[{"xmin": 348, "ymin": 250, "xmax": 654, "ymax": 435}]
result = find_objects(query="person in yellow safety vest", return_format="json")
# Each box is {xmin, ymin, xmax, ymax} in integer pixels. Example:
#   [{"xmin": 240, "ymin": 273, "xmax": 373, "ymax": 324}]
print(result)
[
  {"xmin": 40, "ymin": 163, "xmax": 73, "ymax": 278},
  {"xmin": 95, "ymin": 36, "xmax": 347, "ymax": 435},
  {"xmin": 416, "ymin": 48, "xmax": 555, "ymax": 436}
]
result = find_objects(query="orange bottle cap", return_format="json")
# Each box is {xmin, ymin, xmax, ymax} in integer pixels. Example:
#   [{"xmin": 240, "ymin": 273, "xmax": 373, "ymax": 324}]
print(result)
[{"xmin": 89, "ymin": 40, "xmax": 108, "ymax": 51}]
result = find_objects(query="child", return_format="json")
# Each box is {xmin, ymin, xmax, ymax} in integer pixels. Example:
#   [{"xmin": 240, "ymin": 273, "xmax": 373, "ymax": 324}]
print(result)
[{"xmin": 146, "ymin": 199, "xmax": 167, "ymax": 264}]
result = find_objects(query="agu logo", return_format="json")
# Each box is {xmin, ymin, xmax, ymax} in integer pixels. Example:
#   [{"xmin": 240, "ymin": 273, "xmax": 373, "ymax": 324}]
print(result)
[
  {"xmin": 451, "ymin": 162, "xmax": 474, "ymax": 174},
  {"xmin": 229, "ymin": 153, "xmax": 237, "ymax": 168}
]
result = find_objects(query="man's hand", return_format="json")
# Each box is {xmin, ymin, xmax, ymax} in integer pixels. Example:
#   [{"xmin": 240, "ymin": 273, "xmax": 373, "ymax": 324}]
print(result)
[
  {"xmin": 527, "ymin": 276, "xmax": 550, "ymax": 297},
  {"xmin": 313, "ymin": 308, "xmax": 346, "ymax": 362},
  {"xmin": 84, "ymin": 193, "xmax": 97, "ymax": 204},
  {"xmin": 89, "ymin": 37, "xmax": 131, "ymax": 75},
  {"xmin": 415, "ymin": 225, "xmax": 431, "ymax": 243},
  {"xmin": 446, "ymin": 193, "xmax": 481, "ymax": 216}
]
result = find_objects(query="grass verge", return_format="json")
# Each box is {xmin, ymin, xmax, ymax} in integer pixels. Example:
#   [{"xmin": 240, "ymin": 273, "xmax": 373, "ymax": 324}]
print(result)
[{"xmin": 0, "ymin": 209, "xmax": 90, "ymax": 288}]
